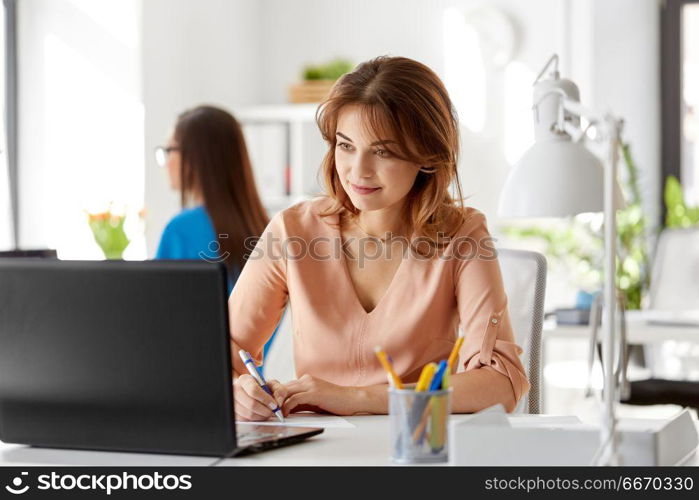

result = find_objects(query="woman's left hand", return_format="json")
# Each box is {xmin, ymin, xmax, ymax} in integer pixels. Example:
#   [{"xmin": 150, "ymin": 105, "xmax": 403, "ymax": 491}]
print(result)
[{"xmin": 281, "ymin": 374, "xmax": 361, "ymax": 416}]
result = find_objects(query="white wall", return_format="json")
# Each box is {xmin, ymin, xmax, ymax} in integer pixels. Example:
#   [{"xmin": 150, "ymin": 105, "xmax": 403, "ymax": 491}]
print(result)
[
  {"xmin": 256, "ymin": 0, "xmax": 567, "ymax": 224},
  {"xmin": 254, "ymin": 0, "xmax": 661, "ymax": 229},
  {"xmin": 243, "ymin": 0, "xmax": 663, "ymax": 308},
  {"xmin": 15, "ymin": 0, "xmax": 663, "ymax": 307},
  {"xmin": 591, "ymin": 0, "xmax": 662, "ymax": 240},
  {"xmin": 258, "ymin": 0, "xmax": 447, "ymax": 104},
  {"xmin": 141, "ymin": 0, "xmax": 261, "ymax": 255}
]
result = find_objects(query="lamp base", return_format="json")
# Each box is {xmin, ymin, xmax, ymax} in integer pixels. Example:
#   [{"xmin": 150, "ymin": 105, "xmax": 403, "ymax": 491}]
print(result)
[{"xmin": 449, "ymin": 408, "xmax": 698, "ymax": 466}]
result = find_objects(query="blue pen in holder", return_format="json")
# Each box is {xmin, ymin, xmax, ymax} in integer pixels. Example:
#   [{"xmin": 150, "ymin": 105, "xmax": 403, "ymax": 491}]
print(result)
[{"xmin": 388, "ymin": 384, "xmax": 452, "ymax": 464}]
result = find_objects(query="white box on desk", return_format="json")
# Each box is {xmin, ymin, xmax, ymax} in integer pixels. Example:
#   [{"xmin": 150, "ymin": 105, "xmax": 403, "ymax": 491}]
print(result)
[{"xmin": 449, "ymin": 408, "xmax": 698, "ymax": 466}]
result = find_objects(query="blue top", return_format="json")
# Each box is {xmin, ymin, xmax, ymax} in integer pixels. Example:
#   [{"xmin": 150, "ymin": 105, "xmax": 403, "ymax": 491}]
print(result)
[
  {"xmin": 156, "ymin": 206, "xmax": 278, "ymax": 363},
  {"xmin": 156, "ymin": 206, "xmax": 236, "ymax": 280}
]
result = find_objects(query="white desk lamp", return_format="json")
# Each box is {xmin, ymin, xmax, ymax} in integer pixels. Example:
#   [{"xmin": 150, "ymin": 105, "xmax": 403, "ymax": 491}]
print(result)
[
  {"xmin": 451, "ymin": 54, "xmax": 696, "ymax": 467},
  {"xmin": 498, "ymin": 54, "xmax": 625, "ymax": 465}
]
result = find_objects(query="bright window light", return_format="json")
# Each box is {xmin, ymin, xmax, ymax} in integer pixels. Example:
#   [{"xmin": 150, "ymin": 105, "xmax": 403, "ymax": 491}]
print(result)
[
  {"xmin": 66, "ymin": 0, "xmax": 139, "ymax": 49},
  {"xmin": 24, "ymin": 0, "xmax": 145, "ymax": 260},
  {"xmin": 43, "ymin": 33, "xmax": 144, "ymax": 259}
]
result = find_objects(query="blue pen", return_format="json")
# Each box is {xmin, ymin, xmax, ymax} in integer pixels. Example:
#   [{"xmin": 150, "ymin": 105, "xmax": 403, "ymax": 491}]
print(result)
[
  {"xmin": 428, "ymin": 360, "xmax": 448, "ymax": 391},
  {"xmin": 238, "ymin": 349, "xmax": 285, "ymax": 423},
  {"xmin": 427, "ymin": 360, "xmax": 449, "ymax": 452}
]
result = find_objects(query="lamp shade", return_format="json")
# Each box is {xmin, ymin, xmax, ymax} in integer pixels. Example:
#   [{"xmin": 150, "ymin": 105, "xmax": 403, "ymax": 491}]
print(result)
[{"xmin": 498, "ymin": 139, "xmax": 625, "ymax": 218}]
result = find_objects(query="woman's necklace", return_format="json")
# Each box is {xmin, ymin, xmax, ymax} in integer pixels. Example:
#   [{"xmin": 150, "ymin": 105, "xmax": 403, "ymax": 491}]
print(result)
[{"xmin": 352, "ymin": 218, "xmax": 404, "ymax": 244}]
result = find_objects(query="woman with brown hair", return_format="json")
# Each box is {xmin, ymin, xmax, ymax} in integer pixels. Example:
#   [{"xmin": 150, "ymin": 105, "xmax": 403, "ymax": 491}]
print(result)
[
  {"xmin": 229, "ymin": 57, "xmax": 530, "ymax": 421},
  {"xmin": 155, "ymin": 105, "xmax": 278, "ymax": 357}
]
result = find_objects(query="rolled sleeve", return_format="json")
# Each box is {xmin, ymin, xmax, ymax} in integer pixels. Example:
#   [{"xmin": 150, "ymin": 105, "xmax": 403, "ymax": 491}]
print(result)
[{"xmin": 453, "ymin": 212, "xmax": 530, "ymax": 406}]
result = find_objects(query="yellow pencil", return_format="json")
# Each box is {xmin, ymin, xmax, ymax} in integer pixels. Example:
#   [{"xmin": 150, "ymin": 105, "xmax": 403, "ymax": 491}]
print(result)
[
  {"xmin": 374, "ymin": 346, "xmax": 404, "ymax": 389},
  {"xmin": 430, "ymin": 394, "xmax": 448, "ymax": 451},
  {"xmin": 447, "ymin": 333, "xmax": 465, "ymax": 371},
  {"xmin": 412, "ymin": 399, "xmax": 433, "ymax": 441},
  {"xmin": 415, "ymin": 362, "xmax": 437, "ymax": 392},
  {"xmin": 441, "ymin": 370, "xmax": 450, "ymax": 389}
]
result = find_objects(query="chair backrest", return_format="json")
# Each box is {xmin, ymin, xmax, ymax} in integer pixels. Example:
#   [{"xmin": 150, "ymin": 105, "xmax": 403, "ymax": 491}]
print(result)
[
  {"xmin": 648, "ymin": 228, "xmax": 699, "ymax": 310},
  {"xmin": 643, "ymin": 228, "xmax": 699, "ymax": 379},
  {"xmin": 262, "ymin": 307, "xmax": 296, "ymax": 383},
  {"xmin": 496, "ymin": 248, "xmax": 547, "ymax": 414}
]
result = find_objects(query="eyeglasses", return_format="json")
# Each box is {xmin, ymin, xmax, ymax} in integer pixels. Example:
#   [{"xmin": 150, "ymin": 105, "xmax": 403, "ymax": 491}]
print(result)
[{"xmin": 154, "ymin": 145, "xmax": 180, "ymax": 167}]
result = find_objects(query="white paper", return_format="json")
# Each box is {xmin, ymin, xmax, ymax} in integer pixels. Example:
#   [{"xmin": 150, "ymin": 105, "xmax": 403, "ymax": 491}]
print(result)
[{"xmin": 236, "ymin": 413, "xmax": 355, "ymax": 429}]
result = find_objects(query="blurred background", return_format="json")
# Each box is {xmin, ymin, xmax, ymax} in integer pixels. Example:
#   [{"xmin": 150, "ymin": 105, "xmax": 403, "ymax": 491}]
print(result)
[{"xmin": 1, "ymin": 0, "xmax": 698, "ymax": 419}]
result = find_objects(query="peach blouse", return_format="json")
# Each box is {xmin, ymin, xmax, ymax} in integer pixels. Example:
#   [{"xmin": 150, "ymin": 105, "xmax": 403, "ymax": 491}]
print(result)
[{"xmin": 229, "ymin": 197, "xmax": 530, "ymax": 404}]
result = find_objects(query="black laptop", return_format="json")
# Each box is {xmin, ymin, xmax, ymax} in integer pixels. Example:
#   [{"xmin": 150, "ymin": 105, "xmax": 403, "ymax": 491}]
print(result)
[{"xmin": 0, "ymin": 259, "xmax": 322, "ymax": 457}]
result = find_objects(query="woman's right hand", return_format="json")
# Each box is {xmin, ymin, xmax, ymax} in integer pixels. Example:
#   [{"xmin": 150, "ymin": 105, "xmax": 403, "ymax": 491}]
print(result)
[{"xmin": 233, "ymin": 374, "xmax": 287, "ymax": 421}]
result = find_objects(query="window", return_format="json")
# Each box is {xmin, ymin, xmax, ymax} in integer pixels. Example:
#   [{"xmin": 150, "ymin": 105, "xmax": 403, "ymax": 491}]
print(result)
[
  {"xmin": 18, "ymin": 0, "xmax": 144, "ymax": 258},
  {"xmin": 661, "ymin": 0, "xmax": 699, "ymax": 219},
  {"xmin": 681, "ymin": 3, "xmax": 699, "ymax": 204},
  {"xmin": 0, "ymin": 2, "xmax": 11, "ymax": 250}
]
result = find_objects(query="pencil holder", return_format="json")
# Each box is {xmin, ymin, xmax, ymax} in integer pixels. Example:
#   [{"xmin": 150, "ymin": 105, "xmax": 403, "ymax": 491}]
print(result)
[{"xmin": 388, "ymin": 384, "xmax": 452, "ymax": 464}]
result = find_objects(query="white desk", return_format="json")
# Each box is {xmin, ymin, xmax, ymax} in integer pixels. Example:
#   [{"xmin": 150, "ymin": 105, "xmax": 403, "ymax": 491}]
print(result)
[
  {"xmin": 541, "ymin": 311, "xmax": 699, "ymax": 414},
  {"xmin": 543, "ymin": 311, "xmax": 699, "ymax": 344},
  {"xmin": 1, "ymin": 415, "xmax": 697, "ymax": 466}
]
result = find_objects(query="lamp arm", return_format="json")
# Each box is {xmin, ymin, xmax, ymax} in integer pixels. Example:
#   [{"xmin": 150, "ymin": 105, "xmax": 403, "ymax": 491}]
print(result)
[
  {"xmin": 561, "ymin": 98, "xmax": 605, "ymax": 124},
  {"xmin": 532, "ymin": 89, "xmax": 620, "ymax": 144},
  {"xmin": 533, "ymin": 54, "xmax": 560, "ymax": 84},
  {"xmin": 596, "ymin": 115, "xmax": 622, "ymax": 465},
  {"xmin": 561, "ymin": 99, "xmax": 624, "ymax": 149}
]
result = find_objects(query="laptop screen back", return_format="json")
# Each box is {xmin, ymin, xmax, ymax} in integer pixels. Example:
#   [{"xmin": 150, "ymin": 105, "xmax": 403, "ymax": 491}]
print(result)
[{"xmin": 0, "ymin": 259, "xmax": 236, "ymax": 456}]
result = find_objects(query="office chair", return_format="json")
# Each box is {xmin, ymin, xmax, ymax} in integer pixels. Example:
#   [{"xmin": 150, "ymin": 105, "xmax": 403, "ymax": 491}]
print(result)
[
  {"xmin": 497, "ymin": 248, "xmax": 547, "ymax": 414},
  {"xmin": 646, "ymin": 227, "xmax": 699, "ymax": 311},
  {"xmin": 260, "ymin": 305, "xmax": 296, "ymax": 382}
]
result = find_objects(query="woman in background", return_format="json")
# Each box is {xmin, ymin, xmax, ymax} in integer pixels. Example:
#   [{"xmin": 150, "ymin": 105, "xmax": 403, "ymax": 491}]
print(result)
[{"xmin": 156, "ymin": 105, "xmax": 278, "ymax": 357}]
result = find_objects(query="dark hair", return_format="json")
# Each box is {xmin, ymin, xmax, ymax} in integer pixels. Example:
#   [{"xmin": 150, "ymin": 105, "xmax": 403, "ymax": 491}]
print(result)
[
  {"xmin": 316, "ymin": 56, "xmax": 466, "ymax": 243},
  {"xmin": 174, "ymin": 105, "xmax": 268, "ymax": 273}
]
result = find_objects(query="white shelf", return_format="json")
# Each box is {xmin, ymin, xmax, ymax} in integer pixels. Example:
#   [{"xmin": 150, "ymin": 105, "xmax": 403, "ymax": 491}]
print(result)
[{"xmin": 235, "ymin": 103, "xmax": 319, "ymax": 123}]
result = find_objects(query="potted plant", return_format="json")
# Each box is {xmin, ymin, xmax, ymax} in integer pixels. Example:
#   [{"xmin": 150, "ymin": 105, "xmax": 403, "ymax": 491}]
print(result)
[
  {"xmin": 288, "ymin": 58, "xmax": 354, "ymax": 103},
  {"xmin": 86, "ymin": 204, "xmax": 144, "ymax": 259}
]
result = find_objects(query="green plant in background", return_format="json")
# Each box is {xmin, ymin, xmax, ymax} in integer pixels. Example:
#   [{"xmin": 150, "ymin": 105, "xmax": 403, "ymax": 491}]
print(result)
[
  {"xmin": 501, "ymin": 217, "xmax": 604, "ymax": 293},
  {"xmin": 615, "ymin": 143, "xmax": 651, "ymax": 310},
  {"xmin": 502, "ymin": 142, "xmax": 651, "ymax": 310},
  {"xmin": 87, "ymin": 207, "xmax": 131, "ymax": 259},
  {"xmin": 303, "ymin": 58, "xmax": 354, "ymax": 81},
  {"xmin": 664, "ymin": 175, "xmax": 699, "ymax": 228}
]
